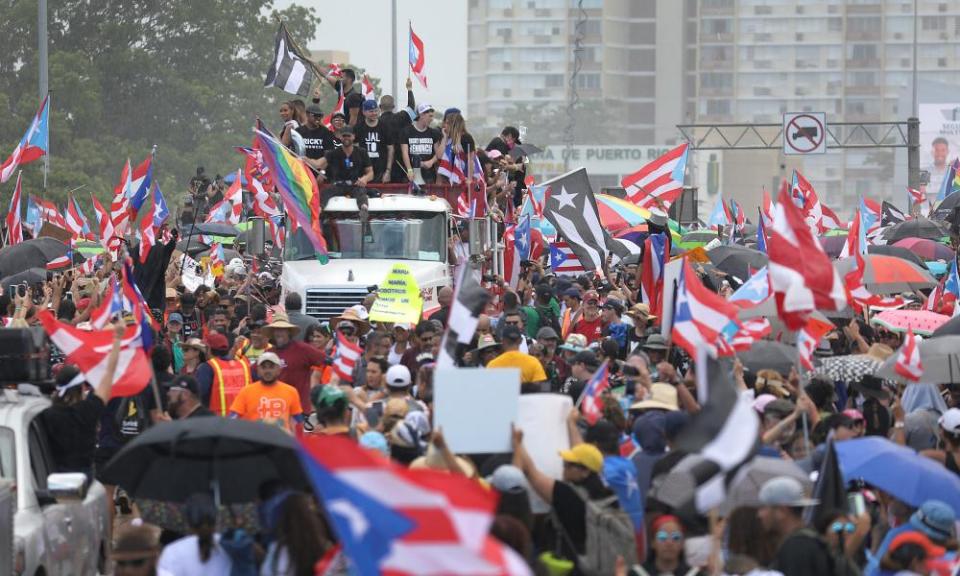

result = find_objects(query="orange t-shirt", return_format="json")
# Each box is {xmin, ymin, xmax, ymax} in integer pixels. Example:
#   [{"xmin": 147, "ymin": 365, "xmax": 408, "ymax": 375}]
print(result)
[{"xmin": 229, "ymin": 380, "xmax": 304, "ymax": 432}]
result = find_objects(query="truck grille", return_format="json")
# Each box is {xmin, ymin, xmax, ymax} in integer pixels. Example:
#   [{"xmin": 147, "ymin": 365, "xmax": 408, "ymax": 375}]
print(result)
[{"xmin": 305, "ymin": 288, "xmax": 372, "ymax": 320}]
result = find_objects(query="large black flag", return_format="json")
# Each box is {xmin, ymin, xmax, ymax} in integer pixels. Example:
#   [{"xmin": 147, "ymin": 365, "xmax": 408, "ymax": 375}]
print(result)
[
  {"xmin": 264, "ymin": 22, "xmax": 315, "ymax": 97},
  {"xmin": 437, "ymin": 265, "xmax": 491, "ymax": 369},
  {"xmin": 881, "ymin": 200, "xmax": 907, "ymax": 227},
  {"xmin": 541, "ymin": 168, "xmax": 620, "ymax": 272}
]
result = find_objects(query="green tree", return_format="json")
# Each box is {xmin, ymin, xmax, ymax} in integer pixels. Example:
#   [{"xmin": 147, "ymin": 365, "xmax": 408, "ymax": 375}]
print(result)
[{"xmin": 0, "ymin": 1, "xmax": 377, "ymax": 217}]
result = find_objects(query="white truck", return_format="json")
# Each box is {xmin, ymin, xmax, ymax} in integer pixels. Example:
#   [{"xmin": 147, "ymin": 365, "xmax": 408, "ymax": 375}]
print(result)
[{"xmin": 282, "ymin": 193, "xmax": 459, "ymax": 320}]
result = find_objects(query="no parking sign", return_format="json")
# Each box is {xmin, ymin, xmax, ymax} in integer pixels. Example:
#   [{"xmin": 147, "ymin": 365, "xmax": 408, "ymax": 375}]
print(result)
[{"xmin": 783, "ymin": 112, "xmax": 827, "ymax": 155}]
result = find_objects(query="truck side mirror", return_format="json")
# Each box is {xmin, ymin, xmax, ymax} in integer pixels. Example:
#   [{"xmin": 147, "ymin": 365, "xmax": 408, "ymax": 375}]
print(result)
[{"xmin": 46, "ymin": 472, "xmax": 89, "ymax": 502}]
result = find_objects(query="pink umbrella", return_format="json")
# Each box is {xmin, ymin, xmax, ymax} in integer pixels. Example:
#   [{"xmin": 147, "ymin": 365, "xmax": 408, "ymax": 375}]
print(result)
[{"xmin": 871, "ymin": 309, "xmax": 950, "ymax": 336}]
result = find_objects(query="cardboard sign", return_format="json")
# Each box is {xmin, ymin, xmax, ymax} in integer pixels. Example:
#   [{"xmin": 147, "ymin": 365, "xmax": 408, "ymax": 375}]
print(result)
[
  {"xmin": 37, "ymin": 222, "xmax": 71, "ymax": 244},
  {"xmin": 369, "ymin": 263, "xmax": 423, "ymax": 324},
  {"xmin": 516, "ymin": 393, "xmax": 573, "ymax": 513},
  {"xmin": 433, "ymin": 368, "xmax": 520, "ymax": 454},
  {"xmin": 180, "ymin": 254, "xmax": 214, "ymax": 292}
]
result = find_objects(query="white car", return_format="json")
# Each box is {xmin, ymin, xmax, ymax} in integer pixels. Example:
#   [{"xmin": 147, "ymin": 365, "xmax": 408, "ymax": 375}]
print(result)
[{"xmin": 0, "ymin": 385, "xmax": 110, "ymax": 576}]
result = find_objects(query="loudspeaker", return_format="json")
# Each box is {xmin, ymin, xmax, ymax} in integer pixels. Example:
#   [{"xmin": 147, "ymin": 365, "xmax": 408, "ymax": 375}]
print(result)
[
  {"xmin": 669, "ymin": 186, "xmax": 699, "ymax": 225},
  {"xmin": 247, "ymin": 217, "xmax": 266, "ymax": 256},
  {"xmin": 0, "ymin": 328, "xmax": 49, "ymax": 383}
]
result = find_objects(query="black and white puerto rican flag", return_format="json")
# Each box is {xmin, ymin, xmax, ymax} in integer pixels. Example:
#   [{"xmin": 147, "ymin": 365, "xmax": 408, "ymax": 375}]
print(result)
[
  {"xmin": 264, "ymin": 23, "xmax": 315, "ymax": 97},
  {"xmin": 437, "ymin": 265, "xmax": 491, "ymax": 369}
]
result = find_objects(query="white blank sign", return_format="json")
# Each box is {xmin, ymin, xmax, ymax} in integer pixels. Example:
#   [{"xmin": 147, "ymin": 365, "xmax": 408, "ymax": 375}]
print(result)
[{"xmin": 433, "ymin": 368, "xmax": 520, "ymax": 454}]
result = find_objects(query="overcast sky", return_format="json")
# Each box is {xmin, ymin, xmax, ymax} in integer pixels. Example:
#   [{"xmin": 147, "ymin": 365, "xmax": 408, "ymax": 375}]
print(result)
[{"xmin": 275, "ymin": 1, "xmax": 467, "ymax": 110}]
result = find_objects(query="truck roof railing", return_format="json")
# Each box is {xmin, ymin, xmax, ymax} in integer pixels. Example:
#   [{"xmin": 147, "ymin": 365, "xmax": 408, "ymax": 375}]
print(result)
[{"xmin": 318, "ymin": 183, "xmax": 469, "ymax": 209}]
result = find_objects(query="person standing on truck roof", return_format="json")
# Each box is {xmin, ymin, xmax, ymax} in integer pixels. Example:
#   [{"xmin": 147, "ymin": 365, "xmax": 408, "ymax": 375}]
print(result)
[
  {"xmin": 317, "ymin": 124, "xmax": 373, "ymax": 222},
  {"xmin": 401, "ymin": 104, "xmax": 442, "ymax": 184},
  {"xmin": 39, "ymin": 320, "xmax": 124, "ymax": 475},
  {"xmin": 354, "ymin": 99, "xmax": 395, "ymax": 183}
]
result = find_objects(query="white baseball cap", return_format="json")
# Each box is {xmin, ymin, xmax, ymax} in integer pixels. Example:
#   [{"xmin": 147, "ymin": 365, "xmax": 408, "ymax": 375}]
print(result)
[
  {"xmin": 416, "ymin": 103, "xmax": 435, "ymax": 116},
  {"xmin": 939, "ymin": 408, "xmax": 960, "ymax": 434},
  {"xmin": 386, "ymin": 365, "xmax": 412, "ymax": 388}
]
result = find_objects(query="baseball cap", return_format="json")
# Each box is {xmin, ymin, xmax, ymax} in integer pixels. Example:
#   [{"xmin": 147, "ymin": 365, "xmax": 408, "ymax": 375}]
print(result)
[
  {"xmin": 535, "ymin": 283, "xmax": 553, "ymax": 298},
  {"xmin": 602, "ymin": 299, "xmax": 624, "ymax": 315},
  {"xmin": 331, "ymin": 111, "xmax": 346, "ymax": 120},
  {"xmin": 306, "ymin": 103, "xmax": 323, "ymax": 115},
  {"xmin": 312, "ymin": 385, "xmax": 346, "ymax": 409},
  {"xmin": 386, "ymin": 364, "xmax": 412, "ymax": 388},
  {"xmin": 443, "ymin": 107, "xmax": 462, "ymax": 118},
  {"xmin": 536, "ymin": 326, "xmax": 559, "ymax": 341},
  {"xmin": 169, "ymin": 375, "xmax": 201, "ymax": 396},
  {"xmin": 337, "ymin": 124, "xmax": 354, "ymax": 136},
  {"xmin": 359, "ymin": 431, "xmax": 390, "ymax": 456},
  {"xmin": 362, "ymin": 100, "xmax": 378, "ymax": 111},
  {"xmin": 558, "ymin": 443, "xmax": 603, "ymax": 474},
  {"xmin": 206, "ymin": 332, "xmax": 229, "ymax": 352},
  {"xmin": 758, "ymin": 476, "xmax": 819, "ymax": 507},
  {"xmin": 486, "ymin": 465, "xmax": 529, "ymax": 493},
  {"xmin": 572, "ymin": 350, "xmax": 600, "ymax": 369},
  {"xmin": 167, "ymin": 312, "xmax": 184, "ymax": 325},
  {"xmin": 752, "ymin": 393, "xmax": 778, "ymax": 415},
  {"xmin": 502, "ymin": 324, "xmax": 523, "ymax": 341},
  {"xmin": 910, "ymin": 500, "xmax": 956, "ymax": 542},
  {"xmin": 939, "ymin": 408, "xmax": 960, "ymax": 434},
  {"xmin": 562, "ymin": 287, "xmax": 582, "ymax": 299},
  {"xmin": 416, "ymin": 103, "xmax": 435, "ymax": 116},
  {"xmin": 258, "ymin": 351, "xmax": 282, "ymax": 366}
]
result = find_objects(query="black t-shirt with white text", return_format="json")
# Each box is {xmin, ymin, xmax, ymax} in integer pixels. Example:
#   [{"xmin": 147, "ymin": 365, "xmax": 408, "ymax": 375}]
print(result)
[
  {"xmin": 297, "ymin": 124, "xmax": 339, "ymax": 160},
  {"xmin": 324, "ymin": 146, "xmax": 372, "ymax": 183},
  {"xmin": 355, "ymin": 120, "xmax": 394, "ymax": 179},
  {"xmin": 402, "ymin": 124, "xmax": 441, "ymax": 183}
]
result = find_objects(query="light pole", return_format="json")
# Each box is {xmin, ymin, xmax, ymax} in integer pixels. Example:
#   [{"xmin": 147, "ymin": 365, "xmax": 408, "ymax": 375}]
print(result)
[{"xmin": 39, "ymin": 0, "xmax": 49, "ymax": 188}]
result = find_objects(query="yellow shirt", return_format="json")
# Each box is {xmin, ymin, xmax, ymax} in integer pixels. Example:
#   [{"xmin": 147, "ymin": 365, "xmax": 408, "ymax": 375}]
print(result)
[{"xmin": 487, "ymin": 350, "xmax": 548, "ymax": 383}]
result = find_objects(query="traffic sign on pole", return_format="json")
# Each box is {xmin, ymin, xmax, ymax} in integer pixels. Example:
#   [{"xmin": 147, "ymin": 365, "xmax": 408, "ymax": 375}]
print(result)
[{"xmin": 782, "ymin": 112, "xmax": 827, "ymax": 155}]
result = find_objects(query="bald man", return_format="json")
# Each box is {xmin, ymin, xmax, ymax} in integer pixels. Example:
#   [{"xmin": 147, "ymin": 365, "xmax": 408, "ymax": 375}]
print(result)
[{"xmin": 428, "ymin": 286, "xmax": 454, "ymax": 328}]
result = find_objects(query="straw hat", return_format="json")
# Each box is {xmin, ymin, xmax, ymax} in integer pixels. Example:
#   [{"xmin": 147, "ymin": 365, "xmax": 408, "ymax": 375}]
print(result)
[
  {"xmin": 262, "ymin": 313, "xmax": 300, "ymax": 336},
  {"xmin": 630, "ymin": 383, "xmax": 679, "ymax": 411},
  {"xmin": 865, "ymin": 343, "xmax": 894, "ymax": 362},
  {"xmin": 409, "ymin": 445, "xmax": 477, "ymax": 478},
  {"xmin": 178, "ymin": 338, "xmax": 208, "ymax": 355},
  {"xmin": 331, "ymin": 307, "xmax": 371, "ymax": 333}
]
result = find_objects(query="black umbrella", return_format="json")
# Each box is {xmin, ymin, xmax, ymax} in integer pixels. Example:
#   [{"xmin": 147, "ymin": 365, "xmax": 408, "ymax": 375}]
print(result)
[
  {"xmin": 509, "ymin": 143, "xmax": 542, "ymax": 160},
  {"xmin": 0, "ymin": 267, "xmax": 48, "ymax": 288},
  {"xmin": 706, "ymin": 245, "xmax": 768, "ymax": 283},
  {"xmin": 818, "ymin": 235, "xmax": 847, "ymax": 259},
  {"xmin": 867, "ymin": 244, "xmax": 928, "ymax": 270},
  {"xmin": 737, "ymin": 341, "xmax": 798, "ymax": 375},
  {"xmin": 0, "ymin": 238, "xmax": 68, "ymax": 278},
  {"xmin": 194, "ymin": 222, "xmax": 239, "ymax": 237},
  {"xmin": 100, "ymin": 417, "xmax": 311, "ymax": 504},
  {"xmin": 934, "ymin": 192, "xmax": 960, "ymax": 216},
  {"xmin": 932, "ymin": 314, "xmax": 960, "ymax": 338},
  {"xmin": 882, "ymin": 218, "xmax": 948, "ymax": 243},
  {"xmin": 176, "ymin": 237, "xmax": 210, "ymax": 256}
]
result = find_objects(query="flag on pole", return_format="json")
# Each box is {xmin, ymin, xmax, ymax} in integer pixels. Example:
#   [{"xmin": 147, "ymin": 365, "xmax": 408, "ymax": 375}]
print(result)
[
  {"xmin": 437, "ymin": 264, "xmax": 491, "ymax": 369},
  {"xmin": 768, "ymin": 184, "xmax": 846, "ymax": 330},
  {"xmin": 578, "ymin": 361, "xmax": 611, "ymax": 425},
  {"xmin": 797, "ymin": 316, "xmax": 835, "ymax": 371},
  {"xmin": 5, "ymin": 172, "xmax": 23, "ymax": 246},
  {"xmin": 205, "ymin": 170, "xmax": 243, "ymax": 225},
  {"xmin": 548, "ymin": 241, "xmax": 585, "ymax": 276},
  {"xmin": 0, "ymin": 95, "xmax": 49, "ymax": 184},
  {"xmin": 91, "ymin": 193, "xmax": 116, "ymax": 251},
  {"xmin": 361, "ymin": 74, "xmax": 376, "ymax": 101},
  {"xmin": 409, "ymin": 23, "xmax": 428, "ymax": 89},
  {"xmin": 672, "ymin": 259, "xmax": 740, "ymax": 358},
  {"xmin": 756, "ymin": 208, "xmax": 768, "ymax": 253},
  {"xmin": 90, "ymin": 278, "xmax": 124, "ymax": 330},
  {"xmin": 46, "ymin": 252, "xmax": 72, "ymax": 271},
  {"xmin": 895, "ymin": 329, "xmax": 924, "ymax": 381},
  {"xmin": 541, "ymin": 168, "xmax": 610, "ymax": 273},
  {"xmin": 138, "ymin": 198, "xmax": 157, "ymax": 264},
  {"xmin": 152, "ymin": 182, "xmax": 170, "ymax": 228},
  {"xmin": 640, "ymin": 232, "xmax": 669, "ymax": 319},
  {"xmin": 128, "ymin": 154, "xmax": 153, "ymax": 215},
  {"xmin": 264, "ymin": 22, "xmax": 315, "ymax": 97},
  {"xmin": 111, "ymin": 160, "xmax": 133, "ymax": 237},
  {"xmin": 907, "ymin": 187, "xmax": 929, "ymax": 217},
  {"xmin": 621, "ymin": 143, "xmax": 688, "ymax": 214}
]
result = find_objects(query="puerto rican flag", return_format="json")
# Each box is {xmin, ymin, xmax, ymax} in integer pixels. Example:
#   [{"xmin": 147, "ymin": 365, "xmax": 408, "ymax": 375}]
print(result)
[
  {"xmin": 621, "ymin": 143, "xmax": 688, "ymax": 214},
  {"xmin": 844, "ymin": 206, "xmax": 905, "ymax": 313},
  {"xmin": 91, "ymin": 193, "xmax": 116, "ymax": 251},
  {"xmin": 128, "ymin": 154, "xmax": 153, "ymax": 215},
  {"xmin": 409, "ymin": 24, "xmax": 428, "ymax": 89},
  {"xmin": 756, "ymin": 208, "xmax": 768, "ymax": 253},
  {"xmin": 322, "ymin": 86, "xmax": 346, "ymax": 131},
  {"xmin": 908, "ymin": 187, "xmax": 929, "ymax": 216},
  {"xmin": 111, "ymin": 160, "xmax": 133, "ymax": 237},
  {"xmin": 438, "ymin": 143, "xmax": 486, "ymax": 217},
  {"xmin": 797, "ymin": 316, "xmax": 835, "ymax": 371},
  {"xmin": 769, "ymin": 184, "xmax": 846, "ymax": 330},
  {"xmin": 37, "ymin": 310, "xmax": 151, "ymax": 398},
  {"xmin": 791, "ymin": 170, "xmax": 826, "ymax": 234},
  {"xmin": 90, "ymin": 278, "xmax": 124, "ymax": 330},
  {"xmin": 730, "ymin": 267, "xmax": 770, "ymax": 308},
  {"xmin": 5, "ymin": 172, "xmax": 23, "ymax": 246},
  {"xmin": 549, "ymin": 240, "xmax": 585, "ymax": 276},
  {"xmin": 332, "ymin": 332, "xmax": 363, "ymax": 383},
  {"xmin": 578, "ymin": 361, "xmax": 610, "ymax": 425},
  {"xmin": 152, "ymin": 182, "xmax": 170, "ymax": 228},
  {"xmin": 65, "ymin": 194, "xmax": 93, "ymax": 241},
  {"xmin": 640, "ymin": 232, "xmax": 669, "ymax": 319},
  {"xmin": 327, "ymin": 63, "xmax": 343, "ymax": 78},
  {"xmin": 361, "ymin": 74, "xmax": 376, "ymax": 101},
  {"xmin": 31, "ymin": 195, "xmax": 66, "ymax": 230},
  {"xmin": 1, "ymin": 95, "xmax": 49, "ymax": 184},
  {"xmin": 138, "ymin": 197, "xmax": 157, "ymax": 264},
  {"xmin": 672, "ymin": 259, "xmax": 740, "ymax": 358},
  {"xmin": 727, "ymin": 318, "xmax": 772, "ymax": 351},
  {"xmin": 502, "ymin": 215, "xmax": 532, "ymax": 289},
  {"xmin": 761, "ymin": 187, "xmax": 775, "ymax": 228},
  {"xmin": 205, "ymin": 170, "xmax": 243, "ymax": 225},
  {"xmin": 46, "ymin": 251, "xmax": 72, "ymax": 271},
  {"xmin": 298, "ymin": 434, "xmax": 530, "ymax": 576},
  {"xmin": 895, "ymin": 328, "xmax": 924, "ymax": 381}
]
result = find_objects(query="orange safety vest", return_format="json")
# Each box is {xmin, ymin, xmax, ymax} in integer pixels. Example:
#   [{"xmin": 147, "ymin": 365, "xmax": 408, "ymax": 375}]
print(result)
[{"xmin": 208, "ymin": 357, "xmax": 252, "ymax": 416}]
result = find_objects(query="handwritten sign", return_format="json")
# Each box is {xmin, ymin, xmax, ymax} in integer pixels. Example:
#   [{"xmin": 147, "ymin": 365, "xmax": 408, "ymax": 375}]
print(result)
[{"xmin": 368, "ymin": 263, "xmax": 423, "ymax": 324}]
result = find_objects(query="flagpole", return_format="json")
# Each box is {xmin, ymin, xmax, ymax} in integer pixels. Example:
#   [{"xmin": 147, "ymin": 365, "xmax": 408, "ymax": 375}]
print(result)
[
  {"xmin": 407, "ymin": 20, "xmax": 412, "ymax": 81},
  {"xmin": 391, "ymin": 0, "xmax": 398, "ymax": 99},
  {"xmin": 39, "ymin": 0, "xmax": 48, "ymax": 189}
]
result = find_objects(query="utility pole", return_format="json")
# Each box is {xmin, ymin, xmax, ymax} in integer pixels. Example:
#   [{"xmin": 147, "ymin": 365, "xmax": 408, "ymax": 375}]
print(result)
[
  {"xmin": 38, "ymin": 0, "xmax": 49, "ymax": 188},
  {"xmin": 391, "ymin": 0, "xmax": 398, "ymax": 99},
  {"xmin": 908, "ymin": 0, "xmax": 921, "ymax": 192}
]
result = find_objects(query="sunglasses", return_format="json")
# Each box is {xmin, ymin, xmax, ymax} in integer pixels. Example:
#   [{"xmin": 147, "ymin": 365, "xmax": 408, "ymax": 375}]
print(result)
[
  {"xmin": 656, "ymin": 530, "xmax": 683, "ymax": 542},
  {"xmin": 830, "ymin": 521, "xmax": 856, "ymax": 534},
  {"xmin": 116, "ymin": 558, "xmax": 149, "ymax": 568}
]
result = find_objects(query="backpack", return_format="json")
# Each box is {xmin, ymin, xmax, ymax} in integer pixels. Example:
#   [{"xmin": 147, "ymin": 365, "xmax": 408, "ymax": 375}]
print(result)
[
  {"xmin": 569, "ymin": 487, "xmax": 638, "ymax": 576},
  {"xmin": 536, "ymin": 304, "xmax": 562, "ymax": 336},
  {"xmin": 113, "ymin": 394, "xmax": 150, "ymax": 443}
]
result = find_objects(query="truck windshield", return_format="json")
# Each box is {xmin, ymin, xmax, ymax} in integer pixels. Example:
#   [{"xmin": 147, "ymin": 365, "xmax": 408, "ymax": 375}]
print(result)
[{"xmin": 284, "ymin": 211, "xmax": 446, "ymax": 262}]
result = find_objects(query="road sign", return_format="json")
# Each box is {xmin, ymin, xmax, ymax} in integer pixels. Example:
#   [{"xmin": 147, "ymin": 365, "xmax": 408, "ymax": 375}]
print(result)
[{"xmin": 783, "ymin": 112, "xmax": 826, "ymax": 155}]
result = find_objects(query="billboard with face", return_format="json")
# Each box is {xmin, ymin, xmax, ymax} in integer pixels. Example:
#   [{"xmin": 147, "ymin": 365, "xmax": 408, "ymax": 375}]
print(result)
[{"xmin": 919, "ymin": 103, "xmax": 960, "ymax": 195}]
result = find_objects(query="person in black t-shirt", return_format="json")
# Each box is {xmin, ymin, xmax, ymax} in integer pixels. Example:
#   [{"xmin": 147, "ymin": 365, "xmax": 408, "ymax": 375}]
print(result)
[
  {"xmin": 382, "ymin": 78, "xmax": 418, "ymax": 183},
  {"xmin": 355, "ymin": 100, "xmax": 395, "ymax": 182},
  {"xmin": 297, "ymin": 104, "xmax": 339, "ymax": 169},
  {"xmin": 401, "ymin": 104, "xmax": 441, "ymax": 184},
  {"xmin": 39, "ymin": 321, "xmax": 124, "ymax": 474},
  {"xmin": 487, "ymin": 126, "xmax": 527, "ymax": 206},
  {"xmin": 320, "ymin": 125, "xmax": 374, "ymax": 216},
  {"xmin": 324, "ymin": 68, "xmax": 364, "ymax": 126}
]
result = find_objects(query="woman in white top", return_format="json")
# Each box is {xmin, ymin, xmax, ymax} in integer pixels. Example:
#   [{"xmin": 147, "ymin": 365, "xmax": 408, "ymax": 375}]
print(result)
[{"xmin": 157, "ymin": 493, "xmax": 232, "ymax": 576}]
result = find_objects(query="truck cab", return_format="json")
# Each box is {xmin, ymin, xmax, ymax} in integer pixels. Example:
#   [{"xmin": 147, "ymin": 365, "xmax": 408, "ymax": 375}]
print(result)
[{"xmin": 282, "ymin": 194, "xmax": 454, "ymax": 320}]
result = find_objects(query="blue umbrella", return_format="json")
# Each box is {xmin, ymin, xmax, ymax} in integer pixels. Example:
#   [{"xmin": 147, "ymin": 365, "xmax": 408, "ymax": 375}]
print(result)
[{"xmin": 836, "ymin": 437, "xmax": 960, "ymax": 516}]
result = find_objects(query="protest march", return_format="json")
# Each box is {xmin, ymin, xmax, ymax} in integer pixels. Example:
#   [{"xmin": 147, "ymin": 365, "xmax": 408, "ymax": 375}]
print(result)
[{"xmin": 4, "ymin": 7, "xmax": 960, "ymax": 576}]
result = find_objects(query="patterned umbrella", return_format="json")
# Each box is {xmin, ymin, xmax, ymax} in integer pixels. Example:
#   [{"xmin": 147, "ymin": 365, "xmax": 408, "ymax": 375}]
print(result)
[
  {"xmin": 595, "ymin": 194, "xmax": 650, "ymax": 232},
  {"xmin": 893, "ymin": 238, "xmax": 956, "ymax": 262},
  {"xmin": 814, "ymin": 354, "xmax": 882, "ymax": 384},
  {"xmin": 871, "ymin": 309, "xmax": 950, "ymax": 336},
  {"xmin": 613, "ymin": 223, "xmax": 683, "ymax": 247},
  {"xmin": 835, "ymin": 254, "xmax": 937, "ymax": 293}
]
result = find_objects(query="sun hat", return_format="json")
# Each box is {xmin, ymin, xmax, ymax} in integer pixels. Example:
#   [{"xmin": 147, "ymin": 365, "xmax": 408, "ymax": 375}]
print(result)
[
  {"xmin": 758, "ymin": 476, "xmax": 819, "ymax": 507},
  {"xmin": 179, "ymin": 338, "xmax": 208, "ymax": 355},
  {"xmin": 909, "ymin": 500, "xmax": 956, "ymax": 543},
  {"xmin": 558, "ymin": 443, "xmax": 603, "ymax": 474},
  {"xmin": 331, "ymin": 307, "xmax": 371, "ymax": 333},
  {"xmin": 536, "ymin": 326, "xmax": 559, "ymax": 341},
  {"xmin": 642, "ymin": 334, "xmax": 669, "ymax": 351},
  {"xmin": 262, "ymin": 313, "xmax": 301, "ymax": 336},
  {"xmin": 626, "ymin": 303, "xmax": 656, "ymax": 321},
  {"xmin": 558, "ymin": 333, "xmax": 588, "ymax": 353},
  {"xmin": 630, "ymin": 383, "xmax": 679, "ymax": 412}
]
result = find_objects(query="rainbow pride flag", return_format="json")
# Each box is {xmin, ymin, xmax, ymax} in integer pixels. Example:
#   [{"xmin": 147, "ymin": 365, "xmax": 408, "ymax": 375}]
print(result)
[{"xmin": 254, "ymin": 129, "xmax": 328, "ymax": 263}]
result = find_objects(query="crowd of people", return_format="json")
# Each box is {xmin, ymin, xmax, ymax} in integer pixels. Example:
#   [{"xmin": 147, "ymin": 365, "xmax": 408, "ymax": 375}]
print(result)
[{"xmin": 3, "ymin": 64, "xmax": 960, "ymax": 576}]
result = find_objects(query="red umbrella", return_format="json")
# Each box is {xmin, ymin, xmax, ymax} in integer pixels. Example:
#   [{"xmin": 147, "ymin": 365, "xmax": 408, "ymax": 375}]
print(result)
[
  {"xmin": 835, "ymin": 254, "xmax": 937, "ymax": 294},
  {"xmin": 871, "ymin": 309, "xmax": 950, "ymax": 336},
  {"xmin": 893, "ymin": 238, "xmax": 955, "ymax": 261}
]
